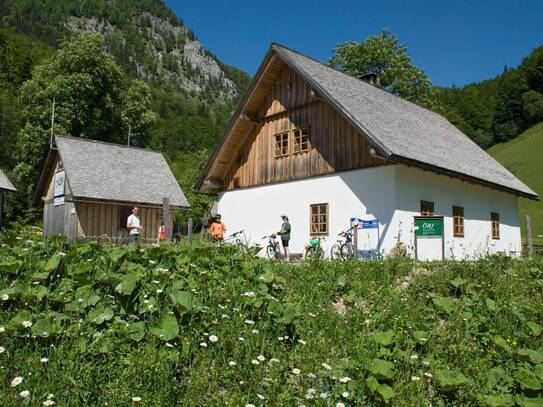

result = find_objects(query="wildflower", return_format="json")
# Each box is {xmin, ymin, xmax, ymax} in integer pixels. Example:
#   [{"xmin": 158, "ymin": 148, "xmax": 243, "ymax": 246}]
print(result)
[
  {"xmin": 244, "ymin": 319, "xmax": 255, "ymax": 325},
  {"xmin": 57, "ymin": 252, "xmax": 66, "ymax": 257},
  {"xmin": 321, "ymin": 362, "xmax": 332, "ymax": 370},
  {"xmin": 0, "ymin": 326, "xmax": 4, "ymax": 332},
  {"xmin": 0, "ymin": 346, "xmax": 4, "ymax": 354},
  {"xmin": 424, "ymin": 372, "xmax": 433, "ymax": 378},
  {"xmin": 40, "ymin": 357, "xmax": 49, "ymax": 363},
  {"xmin": 1, "ymin": 294, "xmax": 9, "ymax": 301},
  {"xmin": 132, "ymin": 396, "xmax": 142, "ymax": 402},
  {"xmin": 221, "ymin": 314, "xmax": 229, "ymax": 319},
  {"xmin": 245, "ymin": 404, "xmax": 255, "ymax": 407},
  {"xmin": 22, "ymin": 320, "xmax": 33, "ymax": 328},
  {"xmin": 11, "ymin": 376, "xmax": 23, "ymax": 387},
  {"xmin": 238, "ymin": 337, "xmax": 245, "ymax": 341},
  {"xmin": 339, "ymin": 376, "xmax": 351, "ymax": 383},
  {"xmin": 209, "ymin": 335, "xmax": 219, "ymax": 343},
  {"xmin": 251, "ymin": 329, "xmax": 259, "ymax": 334},
  {"xmin": 337, "ymin": 403, "xmax": 346, "ymax": 407},
  {"xmin": 152, "ymin": 280, "xmax": 160, "ymax": 284},
  {"xmin": 43, "ymin": 401, "xmax": 55, "ymax": 406},
  {"xmin": 257, "ymin": 355, "xmax": 266, "ymax": 361},
  {"xmin": 251, "ymin": 359, "xmax": 259, "ymax": 365},
  {"xmin": 422, "ymin": 360, "xmax": 430, "ymax": 366},
  {"xmin": 292, "ymin": 368, "xmax": 301, "ymax": 375},
  {"xmin": 47, "ymin": 394, "xmax": 54, "ymax": 400},
  {"xmin": 278, "ymin": 336, "xmax": 284, "ymax": 341},
  {"xmin": 342, "ymin": 391, "xmax": 349, "ymax": 398},
  {"xmin": 269, "ymin": 358, "xmax": 280, "ymax": 363},
  {"xmin": 257, "ymin": 394, "xmax": 265, "ymax": 400},
  {"xmin": 199, "ymin": 342, "xmax": 207, "ymax": 348},
  {"xmin": 143, "ymin": 300, "xmax": 150, "ymax": 304},
  {"xmin": 19, "ymin": 390, "xmax": 30, "ymax": 398},
  {"xmin": 149, "ymin": 260, "xmax": 156, "ymax": 265},
  {"xmin": 156, "ymin": 289, "xmax": 163, "ymax": 294},
  {"xmin": 242, "ymin": 291, "xmax": 256, "ymax": 297},
  {"xmin": 307, "ymin": 373, "xmax": 317, "ymax": 379},
  {"xmin": 308, "ymin": 312, "xmax": 317, "ymax": 317},
  {"xmin": 410, "ymin": 354, "xmax": 418, "ymax": 360},
  {"xmin": 228, "ymin": 361, "xmax": 237, "ymax": 367},
  {"xmin": 165, "ymin": 342, "xmax": 174, "ymax": 348},
  {"xmin": 411, "ymin": 376, "xmax": 421, "ymax": 381},
  {"xmin": 320, "ymin": 392, "xmax": 330, "ymax": 399},
  {"xmin": 298, "ymin": 339, "xmax": 306, "ymax": 345}
]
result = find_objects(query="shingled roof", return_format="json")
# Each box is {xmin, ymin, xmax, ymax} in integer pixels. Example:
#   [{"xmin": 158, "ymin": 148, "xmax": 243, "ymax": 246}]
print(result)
[
  {"xmin": 36, "ymin": 136, "xmax": 189, "ymax": 208},
  {"xmin": 197, "ymin": 43, "xmax": 537, "ymax": 199},
  {"xmin": 0, "ymin": 169, "xmax": 16, "ymax": 192}
]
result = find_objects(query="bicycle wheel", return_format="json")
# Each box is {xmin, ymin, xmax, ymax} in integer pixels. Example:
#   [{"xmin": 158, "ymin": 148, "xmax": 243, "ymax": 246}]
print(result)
[
  {"xmin": 266, "ymin": 244, "xmax": 276, "ymax": 260},
  {"xmin": 340, "ymin": 243, "xmax": 353, "ymax": 260},
  {"xmin": 330, "ymin": 244, "xmax": 341, "ymax": 259}
]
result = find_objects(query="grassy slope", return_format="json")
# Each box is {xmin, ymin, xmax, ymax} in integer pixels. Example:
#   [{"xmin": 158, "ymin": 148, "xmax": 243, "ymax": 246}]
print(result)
[
  {"xmin": 488, "ymin": 122, "xmax": 543, "ymax": 245},
  {"xmin": 1, "ymin": 233, "xmax": 543, "ymax": 405}
]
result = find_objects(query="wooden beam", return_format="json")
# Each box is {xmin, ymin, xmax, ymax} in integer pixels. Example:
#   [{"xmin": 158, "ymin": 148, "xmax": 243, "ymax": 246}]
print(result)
[
  {"xmin": 311, "ymin": 89, "xmax": 325, "ymax": 103},
  {"xmin": 239, "ymin": 113, "xmax": 259, "ymax": 125}
]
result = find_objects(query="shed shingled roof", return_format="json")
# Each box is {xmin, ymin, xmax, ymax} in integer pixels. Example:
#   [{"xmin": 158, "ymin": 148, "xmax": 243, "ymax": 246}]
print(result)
[
  {"xmin": 0, "ymin": 169, "xmax": 16, "ymax": 192},
  {"xmin": 52, "ymin": 136, "xmax": 189, "ymax": 208},
  {"xmin": 197, "ymin": 43, "xmax": 537, "ymax": 199}
]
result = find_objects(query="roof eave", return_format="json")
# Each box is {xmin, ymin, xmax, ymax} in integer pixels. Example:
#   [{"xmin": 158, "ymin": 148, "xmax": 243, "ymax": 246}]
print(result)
[{"xmin": 390, "ymin": 154, "xmax": 539, "ymax": 200}]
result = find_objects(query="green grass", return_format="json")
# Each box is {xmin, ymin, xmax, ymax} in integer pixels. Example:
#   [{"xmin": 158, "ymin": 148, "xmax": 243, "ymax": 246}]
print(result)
[
  {"xmin": 488, "ymin": 122, "xmax": 543, "ymax": 245},
  {"xmin": 1, "ymin": 230, "xmax": 543, "ymax": 405}
]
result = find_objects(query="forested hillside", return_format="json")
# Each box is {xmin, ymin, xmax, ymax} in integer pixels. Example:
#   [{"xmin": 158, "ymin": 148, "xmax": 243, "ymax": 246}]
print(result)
[
  {"xmin": 0, "ymin": 0, "xmax": 251, "ymax": 227},
  {"xmin": 437, "ymin": 45, "xmax": 543, "ymax": 148}
]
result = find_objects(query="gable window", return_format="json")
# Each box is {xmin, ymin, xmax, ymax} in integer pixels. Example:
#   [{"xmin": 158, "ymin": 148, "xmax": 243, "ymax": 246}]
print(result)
[
  {"xmin": 274, "ymin": 132, "xmax": 289, "ymax": 158},
  {"xmin": 310, "ymin": 203, "xmax": 329, "ymax": 235},
  {"xmin": 293, "ymin": 127, "xmax": 311, "ymax": 154},
  {"xmin": 452, "ymin": 206, "xmax": 464, "ymax": 238},
  {"xmin": 420, "ymin": 200, "xmax": 435, "ymax": 216},
  {"xmin": 491, "ymin": 212, "xmax": 500, "ymax": 240}
]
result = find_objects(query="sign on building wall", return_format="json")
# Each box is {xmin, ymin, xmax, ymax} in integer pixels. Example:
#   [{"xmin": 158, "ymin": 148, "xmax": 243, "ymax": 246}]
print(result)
[
  {"xmin": 54, "ymin": 171, "xmax": 65, "ymax": 197},
  {"xmin": 414, "ymin": 216, "xmax": 444, "ymax": 261}
]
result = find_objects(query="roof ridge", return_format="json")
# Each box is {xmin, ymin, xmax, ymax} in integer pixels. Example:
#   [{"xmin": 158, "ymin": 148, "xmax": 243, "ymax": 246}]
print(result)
[
  {"xmin": 55, "ymin": 135, "xmax": 163, "ymax": 155},
  {"xmin": 271, "ymin": 42, "xmax": 446, "ymax": 120}
]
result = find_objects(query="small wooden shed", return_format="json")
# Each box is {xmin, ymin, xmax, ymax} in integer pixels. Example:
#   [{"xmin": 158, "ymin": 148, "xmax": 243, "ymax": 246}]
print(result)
[
  {"xmin": 34, "ymin": 136, "xmax": 190, "ymax": 242},
  {"xmin": 0, "ymin": 168, "xmax": 17, "ymax": 231}
]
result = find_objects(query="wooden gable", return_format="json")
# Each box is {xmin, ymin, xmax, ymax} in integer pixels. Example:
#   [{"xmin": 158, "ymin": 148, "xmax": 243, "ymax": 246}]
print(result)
[{"xmin": 221, "ymin": 64, "xmax": 386, "ymax": 190}]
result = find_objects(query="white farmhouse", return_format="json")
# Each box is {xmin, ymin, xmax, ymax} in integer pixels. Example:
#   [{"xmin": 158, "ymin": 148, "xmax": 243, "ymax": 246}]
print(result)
[{"xmin": 197, "ymin": 44, "xmax": 538, "ymax": 259}]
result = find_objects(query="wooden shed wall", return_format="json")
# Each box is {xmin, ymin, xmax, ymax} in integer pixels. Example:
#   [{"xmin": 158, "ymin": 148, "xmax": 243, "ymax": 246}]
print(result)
[
  {"xmin": 223, "ymin": 65, "xmax": 385, "ymax": 190},
  {"xmin": 75, "ymin": 202, "xmax": 163, "ymax": 242}
]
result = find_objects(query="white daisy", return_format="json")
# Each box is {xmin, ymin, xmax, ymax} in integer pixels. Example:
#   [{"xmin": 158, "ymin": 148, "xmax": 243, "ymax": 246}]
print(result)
[
  {"xmin": 244, "ymin": 319, "xmax": 255, "ymax": 325},
  {"xmin": 132, "ymin": 396, "xmax": 142, "ymax": 402},
  {"xmin": 0, "ymin": 346, "xmax": 4, "ymax": 353},
  {"xmin": 339, "ymin": 377, "xmax": 351, "ymax": 383},
  {"xmin": 411, "ymin": 376, "xmax": 421, "ymax": 381},
  {"xmin": 11, "ymin": 376, "xmax": 23, "ymax": 387},
  {"xmin": 257, "ymin": 355, "xmax": 266, "ymax": 361},
  {"xmin": 209, "ymin": 335, "xmax": 219, "ymax": 343},
  {"xmin": 292, "ymin": 368, "xmax": 301, "ymax": 375},
  {"xmin": 199, "ymin": 342, "xmax": 207, "ymax": 348},
  {"xmin": 40, "ymin": 357, "xmax": 49, "ymax": 363},
  {"xmin": 228, "ymin": 361, "xmax": 237, "ymax": 367},
  {"xmin": 19, "ymin": 390, "xmax": 30, "ymax": 398},
  {"xmin": 321, "ymin": 362, "xmax": 332, "ymax": 370},
  {"xmin": 1, "ymin": 294, "xmax": 8, "ymax": 301}
]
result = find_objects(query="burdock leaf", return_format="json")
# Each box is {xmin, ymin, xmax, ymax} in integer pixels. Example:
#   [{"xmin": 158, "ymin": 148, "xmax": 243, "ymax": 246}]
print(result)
[{"xmin": 150, "ymin": 314, "xmax": 179, "ymax": 341}]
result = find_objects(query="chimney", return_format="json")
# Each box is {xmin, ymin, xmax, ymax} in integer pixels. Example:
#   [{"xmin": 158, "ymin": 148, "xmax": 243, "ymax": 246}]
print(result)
[{"xmin": 358, "ymin": 72, "xmax": 378, "ymax": 86}]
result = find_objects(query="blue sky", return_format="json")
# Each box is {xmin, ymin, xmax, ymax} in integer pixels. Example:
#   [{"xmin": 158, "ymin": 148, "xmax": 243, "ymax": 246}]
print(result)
[{"xmin": 166, "ymin": 0, "xmax": 543, "ymax": 87}]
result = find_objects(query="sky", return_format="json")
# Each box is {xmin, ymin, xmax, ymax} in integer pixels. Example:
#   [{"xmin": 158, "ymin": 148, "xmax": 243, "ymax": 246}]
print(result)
[{"xmin": 166, "ymin": 0, "xmax": 542, "ymax": 87}]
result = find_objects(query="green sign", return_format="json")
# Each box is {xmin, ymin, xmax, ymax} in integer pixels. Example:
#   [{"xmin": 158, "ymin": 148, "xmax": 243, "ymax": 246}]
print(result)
[{"xmin": 415, "ymin": 218, "xmax": 443, "ymax": 237}]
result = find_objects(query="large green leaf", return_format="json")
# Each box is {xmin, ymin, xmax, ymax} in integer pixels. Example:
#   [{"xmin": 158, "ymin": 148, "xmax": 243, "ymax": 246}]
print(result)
[
  {"xmin": 127, "ymin": 321, "xmax": 146, "ymax": 342},
  {"xmin": 413, "ymin": 330, "xmax": 429, "ymax": 344},
  {"xmin": 169, "ymin": 290, "xmax": 201, "ymax": 312},
  {"xmin": 516, "ymin": 396, "xmax": 543, "ymax": 407},
  {"xmin": 275, "ymin": 304, "xmax": 300, "ymax": 325},
  {"xmin": 527, "ymin": 321, "xmax": 542, "ymax": 336},
  {"xmin": 516, "ymin": 368, "xmax": 541, "ymax": 390},
  {"xmin": 517, "ymin": 348, "xmax": 543, "ymax": 364},
  {"xmin": 74, "ymin": 285, "xmax": 101, "ymax": 308},
  {"xmin": 150, "ymin": 314, "xmax": 179, "ymax": 341},
  {"xmin": 485, "ymin": 298, "xmax": 497, "ymax": 311},
  {"xmin": 87, "ymin": 305, "xmax": 114, "ymax": 325},
  {"xmin": 44, "ymin": 254, "xmax": 61, "ymax": 273},
  {"xmin": 482, "ymin": 394, "xmax": 514, "ymax": 407},
  {"xmin": 31, "ymin": 318, "xmax": 56, "ymax": 338},
  {"xmin": 372, "ymin": 330, "xmax": 395, "ymax": 346},
  {"xmin": 435, "ymin": 368, "xmax": 470, "ymax": 391},
  {"xmin": 115, "ymin": 272, "xmax": 140, "ymax": 296},
  {"xmin": 493, "ymin": 336, "xmax": 512, "ymax": 353},
  {"xmin": 366, "ymin": 376, "xmax": 395, "ymax": 403},
  {"xmin": 0, "ymin": 257, "xmax": 22, "ymax": 273},
  {"xmin": 366, "ymin": 358, "xmax": 395, "ymax": 380},
  {"xmin": 433, "ymin": 296, "xmax": 455, "ymax": 314}
]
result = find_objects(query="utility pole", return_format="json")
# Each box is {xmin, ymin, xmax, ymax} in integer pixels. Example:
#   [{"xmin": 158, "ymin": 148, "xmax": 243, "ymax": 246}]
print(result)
[{"xmin": 50, "ymin": 97, "xmax": 56, "ymax": 149}]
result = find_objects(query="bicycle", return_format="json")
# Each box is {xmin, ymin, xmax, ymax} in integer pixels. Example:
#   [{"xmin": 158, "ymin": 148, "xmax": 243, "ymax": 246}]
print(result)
[
  {"xmin": 330, "ymin": 228, "xmax": 355, "ymax": 260},
  {"xmin": 225, "ymin": 230, "xmax": 245, "ymax": 245},
  {"xmin": 305, "ymin": 236, "xmax": 325, "ymax": 259},
  {"xmin": 262, "ymin": 234, "xmax": 280, "ymax": 260}
]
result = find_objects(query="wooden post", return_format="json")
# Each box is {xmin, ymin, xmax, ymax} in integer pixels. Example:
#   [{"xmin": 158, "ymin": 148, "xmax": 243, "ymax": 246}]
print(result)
[
  {"xmin": 525, "ymin": 214, "xmax": 534, "ymax": 256},
  {"xmin": 162, "ymin": 197, "xmax": 172, "ymax": 241},
  {"xmin": 351, "ymin": 219, "xmax": 358, "ymax": 259},
  {"xmin": 188, "ymin": 217, "xmax": 193, "ymax": 246},
  {"xmin": 0, "ymin": 191, "xmax": 4, "ymax": 232}
]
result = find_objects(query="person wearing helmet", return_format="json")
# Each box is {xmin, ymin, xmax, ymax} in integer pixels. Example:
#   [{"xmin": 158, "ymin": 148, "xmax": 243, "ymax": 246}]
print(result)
[
  {"xmin": 210, "ymin": 214, "xmax": 226, "ymax": 242},
  {"xmin": 277, "ymin": 214, "xmax": 291, "ymax": 261}
]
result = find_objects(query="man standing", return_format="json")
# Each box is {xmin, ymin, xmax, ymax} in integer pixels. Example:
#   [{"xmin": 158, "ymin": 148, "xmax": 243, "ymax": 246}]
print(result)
[
  {"xmin": 210, "ymin": 214, "xmax": 226, "ymax": 242},
  {"xmin": 127, "ymin": 207, "xmax": 142, "ymax": 243},
  {"xmin": 278, "ymin": 214, "xmax": 291, "ymax": 261}
]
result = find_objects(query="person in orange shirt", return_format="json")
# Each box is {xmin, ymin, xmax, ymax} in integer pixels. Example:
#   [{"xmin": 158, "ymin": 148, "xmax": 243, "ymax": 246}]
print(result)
[{"xmin": 210, "ymin": 214, "xmax": 226, "ymax": 242}]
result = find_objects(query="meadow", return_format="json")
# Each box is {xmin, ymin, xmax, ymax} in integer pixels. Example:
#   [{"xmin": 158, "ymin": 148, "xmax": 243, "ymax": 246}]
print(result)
[{"xmin": 0, "ymin": 229, "xmax": 542, "ymax": 406}]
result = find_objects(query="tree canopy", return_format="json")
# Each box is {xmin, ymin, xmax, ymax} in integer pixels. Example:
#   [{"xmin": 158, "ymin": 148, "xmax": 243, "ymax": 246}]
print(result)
[{"xmin": 329, "ymin": 29, "xmax": 439, "ymax": 110}]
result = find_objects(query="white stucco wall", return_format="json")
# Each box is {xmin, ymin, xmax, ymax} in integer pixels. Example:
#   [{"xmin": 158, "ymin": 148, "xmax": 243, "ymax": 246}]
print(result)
[
  {"xmin": 393, "ymin": 165, "xmax": 521, "ymax": 259},
  {"xmin": 217, "ymin": 164, "xmax": 521, "ymax": 259}
]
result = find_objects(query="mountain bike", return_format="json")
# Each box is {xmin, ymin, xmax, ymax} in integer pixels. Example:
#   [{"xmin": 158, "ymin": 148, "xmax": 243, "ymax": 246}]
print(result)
[
  {"xmin": 225, "ymin": 230, "xmax": 245, "ymax": 245},
  {"xmin": 262, "ymin": 234, "xmax": 280, "ymax": 260},
  {"xmin": 305, "ymin": 236, "xmax": 325, "ymax": 259},
  {"xmin": 330, "ymin": 228, "xmax": 355, "ymax": 260}
]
